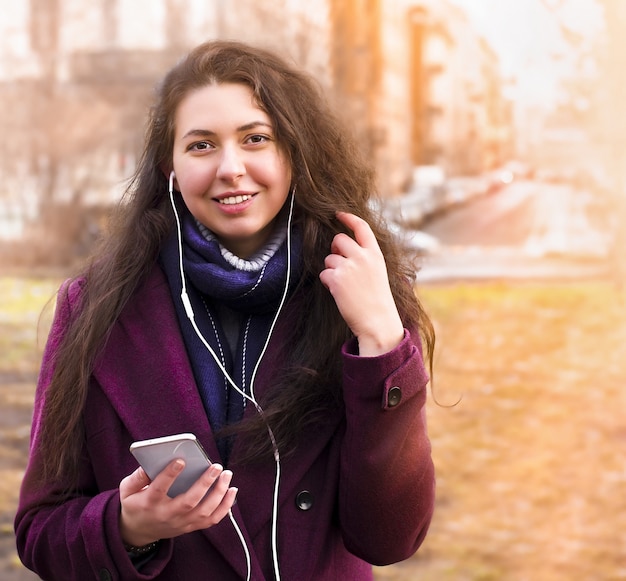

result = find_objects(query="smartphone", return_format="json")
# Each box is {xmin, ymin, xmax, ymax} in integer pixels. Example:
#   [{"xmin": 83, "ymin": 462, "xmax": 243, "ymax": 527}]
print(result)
[{"xmin": 129, "ymin": 433, "xmax": 212, "ymax": 498}]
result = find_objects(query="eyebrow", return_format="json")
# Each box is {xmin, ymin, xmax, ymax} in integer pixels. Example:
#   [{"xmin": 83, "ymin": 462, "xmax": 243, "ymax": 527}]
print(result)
[{"xmin": 181, "ymin": 121, "xmax": 273, "ymax": 140}]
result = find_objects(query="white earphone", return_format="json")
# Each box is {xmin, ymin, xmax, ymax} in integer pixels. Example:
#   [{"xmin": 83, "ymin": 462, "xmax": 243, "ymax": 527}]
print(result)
[
  {"xmin": 168, "ymin": 170, "xmax": 296, "ymax": 581},
  {"xmin": 169, "ymin": 170, "xmax": 176, "ymax": 192}
]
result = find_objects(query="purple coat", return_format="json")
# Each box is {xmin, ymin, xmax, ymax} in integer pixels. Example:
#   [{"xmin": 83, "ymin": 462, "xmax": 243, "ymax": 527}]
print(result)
[{"xmin": 15, "ymin": 266, "xmax": 435, "ymax": 580}]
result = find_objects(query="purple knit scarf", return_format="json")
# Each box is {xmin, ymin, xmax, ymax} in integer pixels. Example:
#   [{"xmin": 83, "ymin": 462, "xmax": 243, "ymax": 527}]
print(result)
[{"xmin": 160, "ymin": 203, "xmax": 301, "ymax": 462}]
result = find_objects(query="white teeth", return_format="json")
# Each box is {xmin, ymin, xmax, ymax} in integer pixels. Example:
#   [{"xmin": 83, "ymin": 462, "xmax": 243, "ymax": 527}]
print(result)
[{"xmin": 218, "ymin": 195, "xmax": 252, "ymax": 205}]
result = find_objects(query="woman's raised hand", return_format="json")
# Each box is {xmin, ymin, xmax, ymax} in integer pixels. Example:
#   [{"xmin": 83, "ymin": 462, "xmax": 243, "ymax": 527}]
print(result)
[
  {"xmin": 319, "ymin": 211, "xmax": 404, "ymax": 357},
  {"xmin": 118, "ymin": 460, "xmax": 238, "ymax": 547}
]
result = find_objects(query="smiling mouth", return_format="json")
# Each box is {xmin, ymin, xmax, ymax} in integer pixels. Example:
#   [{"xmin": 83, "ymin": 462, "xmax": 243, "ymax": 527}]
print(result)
[{"xmin": 217, "ymin": 194, "xmax": 253, "ymax": 205}]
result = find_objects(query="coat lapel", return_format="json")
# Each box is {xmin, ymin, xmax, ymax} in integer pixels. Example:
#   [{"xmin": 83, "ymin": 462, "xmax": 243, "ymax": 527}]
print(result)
[
  {"xmin": 93, "ymin": 267, "xmax": 214, "ymax": 450},
  {"xmin": 93, "ymin": 266, "xmax": 262, "ymax": 579}
]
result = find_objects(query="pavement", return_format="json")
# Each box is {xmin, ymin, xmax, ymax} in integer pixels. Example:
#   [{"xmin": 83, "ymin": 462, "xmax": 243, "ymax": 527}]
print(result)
[
  {"xmin": 416, "ymin": 245, "xmax": 612, "ymax": 283},
  {"xmin": 412, "ymin": 180, "xmax": 616, "ymax": 283}
]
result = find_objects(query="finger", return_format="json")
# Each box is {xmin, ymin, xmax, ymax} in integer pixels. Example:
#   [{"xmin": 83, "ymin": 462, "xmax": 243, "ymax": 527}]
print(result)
[
  {"xmin": 323, "ymin": 253, "xmax": 345, "ymax": 270},
  {"xmin": 176, "ymin": 464, "xmax": 226, "ymax": 510},
  {"xmin": 336, "ymin": 212, "xmax": 379, "ymax": 250},
  {"xmin": 330, "ymin": 233, "xmax": 360, "ymax": 258},
  {"xmin": 147, "ymin": 458, "xmax": 186, "ymax": 497},
  {"xmin": 195, "ymin": 473, "xmax": 236, "ymax": 522},
  {"xmin": 208, "ymin": 486, "xmax": 239, "ymax": 523},
  {"xmin": 208, "ymin": 469, "xmax": 233, "ymax": 496},
  {"xmin": 119, "ymin": 466, "xmax": 151, "ymax": 499},
  {"xmin": 318, "ymin": 269, "xmax": 331, "ymax": 290}
]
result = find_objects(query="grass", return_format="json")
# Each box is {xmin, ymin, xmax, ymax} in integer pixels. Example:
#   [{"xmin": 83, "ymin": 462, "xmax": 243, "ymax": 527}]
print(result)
[
  {"xmin": 0, "ymin": 276, "xmax": 62, "ymax": 579},
  {"xmin": 2, "ymin": 277, "xmax": 625, "ymax": 580},
  {"xmin": 0, "ymin": 277, "xmax": 61, "ymax": 374}
]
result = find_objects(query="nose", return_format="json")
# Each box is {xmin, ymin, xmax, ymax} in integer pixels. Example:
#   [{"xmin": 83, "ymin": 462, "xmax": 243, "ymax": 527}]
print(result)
[{"xmin": 216, "ymin": 145, "xmax": 245, "ymax": 182}]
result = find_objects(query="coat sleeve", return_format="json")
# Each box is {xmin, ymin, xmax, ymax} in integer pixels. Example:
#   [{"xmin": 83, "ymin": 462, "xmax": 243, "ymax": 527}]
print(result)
[
  {"xmin": 14, "ymin": 280, "xmax": 174, "ymax": 581},
  {"xmin": 338, "ymin": 327, "xmax": 435, "ymax": 565}
]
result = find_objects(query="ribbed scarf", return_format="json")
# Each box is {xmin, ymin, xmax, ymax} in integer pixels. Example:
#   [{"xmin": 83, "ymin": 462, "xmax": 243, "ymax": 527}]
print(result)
[{"xmin": 160, "ymin": 203, "xmax": 301, "ymax": 462}]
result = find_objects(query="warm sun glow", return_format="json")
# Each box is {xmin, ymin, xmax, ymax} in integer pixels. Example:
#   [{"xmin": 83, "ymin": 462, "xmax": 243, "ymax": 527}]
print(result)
[{"xmin": 1, "ymin": 2, "xmax": 625, "ymax": 580}]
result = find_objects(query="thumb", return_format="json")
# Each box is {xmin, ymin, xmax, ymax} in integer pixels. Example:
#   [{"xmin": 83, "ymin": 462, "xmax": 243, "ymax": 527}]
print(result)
[{"xmin": 119, "ymin": 466, "xmax": 151, "ymax": 499}]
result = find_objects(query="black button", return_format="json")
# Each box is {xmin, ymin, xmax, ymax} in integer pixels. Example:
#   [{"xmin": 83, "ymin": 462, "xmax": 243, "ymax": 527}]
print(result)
[
  {"xmin": 295, "ymin": 490, "xmax": 314, "ymax": 511},
  {"xmin": 387, "ymin": 386, "xmax": 402, "ymax": 407},
  {"xmin": 99, "ymin": 569, "xmax": 112, "ymax": 581}
]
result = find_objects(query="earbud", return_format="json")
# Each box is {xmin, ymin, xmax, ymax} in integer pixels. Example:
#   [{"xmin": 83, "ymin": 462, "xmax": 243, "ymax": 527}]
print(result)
[{"xmin": 169, "ymin": 170, "xmax": 176, "ymax": 194}]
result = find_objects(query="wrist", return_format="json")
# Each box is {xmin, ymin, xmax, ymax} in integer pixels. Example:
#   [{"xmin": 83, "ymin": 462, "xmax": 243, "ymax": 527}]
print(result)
[
  {"xmin": 357, "ymin": 325, "xmax": 404, "ymax": 357},
  {"xmin": 119, "ymin": 514, "xmax": 158, "ymax": 549}
]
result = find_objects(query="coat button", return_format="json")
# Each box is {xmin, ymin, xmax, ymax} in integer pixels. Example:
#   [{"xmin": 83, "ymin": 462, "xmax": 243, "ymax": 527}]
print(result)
[
  {"xmin": 99, "ymin": 569, "xmax": 112, "ymax": 581},
  {"xmin": 387, "ymin": 386, "xmax": 402, "ymax": 407},
  {"xmin": 295, "ymin": 490, "xmax": 314, "ymax": 511}
]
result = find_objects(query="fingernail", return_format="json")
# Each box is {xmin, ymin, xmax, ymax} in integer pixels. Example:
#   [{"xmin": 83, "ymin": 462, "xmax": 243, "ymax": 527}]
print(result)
[
  {"xmin": 173, "ymin": 459, "xmax": 184, "ymax": 472},
  {"xmin": 209, "ymin": 464, "xmax": 222, "ymax": 477}
]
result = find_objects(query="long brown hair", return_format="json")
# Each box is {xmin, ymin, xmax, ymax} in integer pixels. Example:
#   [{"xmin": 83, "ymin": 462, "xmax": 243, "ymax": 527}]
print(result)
[{"xmin": 38, "ymin": 40, "xmax": 435, "ymax": 481}]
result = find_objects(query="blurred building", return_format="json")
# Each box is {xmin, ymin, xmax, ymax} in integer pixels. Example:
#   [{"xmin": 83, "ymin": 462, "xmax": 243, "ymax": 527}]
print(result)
[
  {"xmin": 0, "ymin": 0, "xmax": 331, "ymax": 244},
  {"xmin": 0, "ymin": 0, "xmax": 515, "ymax": 248},
  {"xmin": 593, "ymin": 0, "xmax": 626, "ymax": 194},
  {"xmin": 331, "ymin": 0, "xmax": 514, "ymax": 198},
  {"xmin": 407, "ymin": 0, "xmax": 513, "ymax": 178}
]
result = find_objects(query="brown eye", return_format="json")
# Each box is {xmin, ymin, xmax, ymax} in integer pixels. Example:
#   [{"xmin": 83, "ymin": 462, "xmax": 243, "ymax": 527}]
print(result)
[
  {"xmin": 189, "ymin": 141, "xmax": 212, "ymax": 151},
  {"xmin": 246, "ymin": 134, "xmax": 269, "ymax": 145}
]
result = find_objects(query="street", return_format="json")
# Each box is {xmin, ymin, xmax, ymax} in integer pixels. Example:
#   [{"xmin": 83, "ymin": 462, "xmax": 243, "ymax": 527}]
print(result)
[{"xmin": 416, "ymin": 180, "xmax": 612, "ymax": 283}]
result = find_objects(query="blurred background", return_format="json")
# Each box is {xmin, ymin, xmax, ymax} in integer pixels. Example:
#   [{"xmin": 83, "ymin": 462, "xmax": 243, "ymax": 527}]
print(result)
[{"xmin": 1, "ymin": 1, "xmax": 625, "ymax": 580}]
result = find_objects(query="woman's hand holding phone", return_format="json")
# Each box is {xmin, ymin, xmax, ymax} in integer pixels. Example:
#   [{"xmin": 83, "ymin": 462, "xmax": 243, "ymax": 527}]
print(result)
[{"xmin": 119, "ymin": 436, "xmax": 238, "ymax": 547}]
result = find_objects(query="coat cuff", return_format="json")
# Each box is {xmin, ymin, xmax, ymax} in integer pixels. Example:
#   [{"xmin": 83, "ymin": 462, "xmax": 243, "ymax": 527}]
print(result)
[
  {"xmin": 342, "ymin": 329, "xmax": 429, "ymax": 411},
  {"xmin": 81, "ymin": 490, "xmax": 173, "ymax": 580}
]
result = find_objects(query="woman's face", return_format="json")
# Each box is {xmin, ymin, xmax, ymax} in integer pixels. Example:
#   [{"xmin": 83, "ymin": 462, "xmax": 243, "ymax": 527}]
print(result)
[{"xmin": 172, "ymin": 83, "xmax": 292, "ymax": 258}]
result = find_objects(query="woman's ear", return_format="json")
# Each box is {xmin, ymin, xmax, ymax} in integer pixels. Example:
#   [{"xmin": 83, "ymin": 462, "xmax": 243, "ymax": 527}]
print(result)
[{"xmin": 160, "ymin": 164, "xmax": 178, "ymax": 192}]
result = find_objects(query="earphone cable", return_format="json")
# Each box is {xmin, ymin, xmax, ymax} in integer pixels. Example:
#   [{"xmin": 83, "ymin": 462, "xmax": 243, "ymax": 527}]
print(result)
[{"xmin": 169, "ymin": 173, "xmax": 295, "ymax": 581}]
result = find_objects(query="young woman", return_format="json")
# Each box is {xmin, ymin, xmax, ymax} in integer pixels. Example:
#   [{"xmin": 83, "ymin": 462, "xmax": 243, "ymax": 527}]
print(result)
[{"xmin": 15, "ymin": 40, "xmax": 436, "ymax": 581}]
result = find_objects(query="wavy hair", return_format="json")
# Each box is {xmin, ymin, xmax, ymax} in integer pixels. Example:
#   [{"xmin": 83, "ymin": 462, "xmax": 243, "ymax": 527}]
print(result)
[{"xmin": 38, "ymin": 40, "xmax": 435, "ymax": 480}]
